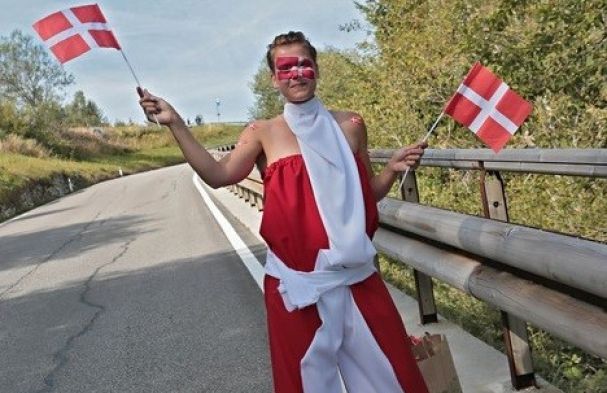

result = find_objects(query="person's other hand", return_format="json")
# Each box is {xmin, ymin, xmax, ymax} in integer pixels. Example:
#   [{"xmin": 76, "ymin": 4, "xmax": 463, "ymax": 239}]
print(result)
[
  {"xmin": 137, "ymin": 87, "xmax": 180, "ymax": 126},
  {"xmin": 388, "ymin": 141, "xmax": 428, "ymax": 173}
]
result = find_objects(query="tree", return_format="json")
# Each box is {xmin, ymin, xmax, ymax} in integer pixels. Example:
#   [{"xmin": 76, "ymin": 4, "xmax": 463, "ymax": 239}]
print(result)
[
  {"xmin": 315, "ymin": 48, "xmax": 377, "ymax": 115},
  {"xmin": 0, "ymin": 99, "xmax": 27, "ymax": 136},
  {"xmin": 195, "ymin": 114, "xmax": 204, "ymax": 125},
  {"xmin": 248, "ymin": 60, "xmax": 283, "ymax": 120},
  {"xmin": 64, "ymin": 90, "xmax": 106, "ymax": 126},
  {"xmin": 0, "ymin": 30, "xmax": 74, "ymax": 108}
]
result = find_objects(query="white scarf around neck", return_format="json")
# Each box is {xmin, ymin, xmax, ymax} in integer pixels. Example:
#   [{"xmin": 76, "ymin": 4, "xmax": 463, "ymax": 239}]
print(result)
[{"xmin": 283, "ymin": 97, "xmax": 376, "ymax": 270}]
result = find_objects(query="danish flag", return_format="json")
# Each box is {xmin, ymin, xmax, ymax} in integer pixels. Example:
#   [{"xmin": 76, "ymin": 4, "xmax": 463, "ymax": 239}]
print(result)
[
  {"xmin": 33, "ymin": 4, "xmax": 120, "ymax": 64},
  {"xmin": 444, "ymin": 62, "xmax": 532, "ymax": 153},
  {"xmin": 275, "ymin": 56, "xmax": 316, "ymax": 81}
]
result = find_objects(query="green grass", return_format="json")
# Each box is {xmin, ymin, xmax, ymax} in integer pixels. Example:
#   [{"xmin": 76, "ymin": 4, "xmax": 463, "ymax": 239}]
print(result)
[{"xmin": 0, "ymin": 124, "xmax": 242, "ymax": 219}]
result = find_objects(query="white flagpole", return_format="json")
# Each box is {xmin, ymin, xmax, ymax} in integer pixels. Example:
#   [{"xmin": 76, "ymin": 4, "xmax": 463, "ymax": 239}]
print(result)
[
  {"xmin": 119, "ymin": 49, "xmax": 160, "ymax": 127},
  {"xmin": 396, "ymin": 111, "xmax": 445, "ymax": 191}
]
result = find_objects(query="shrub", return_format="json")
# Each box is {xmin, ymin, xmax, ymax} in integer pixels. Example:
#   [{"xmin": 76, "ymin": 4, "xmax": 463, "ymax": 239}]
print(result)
[{"xmin": 0, "ymin": 134, "xmax": 50, "ymax": 157}]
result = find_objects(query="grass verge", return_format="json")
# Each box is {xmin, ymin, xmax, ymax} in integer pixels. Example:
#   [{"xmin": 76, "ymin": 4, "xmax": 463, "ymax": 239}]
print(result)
[{"xmin": 0, "ymin": 124, "xmax": 242, "ymax": 221}]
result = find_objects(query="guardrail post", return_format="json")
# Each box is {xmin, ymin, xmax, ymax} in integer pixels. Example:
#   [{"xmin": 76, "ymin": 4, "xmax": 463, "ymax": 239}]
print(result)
[
  {"xmin": 399, "ymin": 171, "xmax": 438, "ymax": 324},
  {"xmin": 244, "ymin": 188, "xmax": 251, "ymax": 203},
  {"xmin": 480, "ymin": 168, "xmax": 536, "ymax": 390}
]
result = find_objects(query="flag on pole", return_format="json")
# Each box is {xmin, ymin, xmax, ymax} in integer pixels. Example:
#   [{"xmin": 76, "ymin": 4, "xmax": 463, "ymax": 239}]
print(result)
[
  {"xmin": 33, "ymin": 4, "xmax": 120, "ymax": 64},
  {"xmin": 444, "ymin": 62, "xmax": 532, "ymax": 153}
]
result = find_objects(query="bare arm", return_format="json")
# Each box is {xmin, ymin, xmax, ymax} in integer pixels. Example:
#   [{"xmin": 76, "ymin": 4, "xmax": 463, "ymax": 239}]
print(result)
[
  {"xmin": 138, "ymin": 88, "xmax": 262, "ymax": 188},
  {"xmin": 346, "ymin": 114, "xmax": 426, "ymax": 201},
  {"xmin": 365, "ymin": 142, "xmax": 426, "ymax": 201}
]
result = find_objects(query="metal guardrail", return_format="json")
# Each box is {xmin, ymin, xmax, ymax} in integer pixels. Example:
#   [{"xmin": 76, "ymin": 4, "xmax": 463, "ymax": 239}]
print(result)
[
  {"xmin": 213, "ymin": 146, "xmax": 264, "ymax": 211},
  {"xmin": 211, "ymin": 146, "xmax": 607, "ymax": 391},
  {"xmin": 371, "ymin": 148, "xmax": 607, "ymax": 177}
]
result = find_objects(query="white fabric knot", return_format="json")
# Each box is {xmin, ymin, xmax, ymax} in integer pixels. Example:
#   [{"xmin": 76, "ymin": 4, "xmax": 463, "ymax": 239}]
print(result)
[{"xmin": 266, "ymin": 250, "xmax": 376, "ymax": 311}]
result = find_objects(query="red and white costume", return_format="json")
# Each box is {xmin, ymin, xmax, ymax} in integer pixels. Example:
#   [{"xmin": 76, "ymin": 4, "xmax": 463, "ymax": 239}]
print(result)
[{"xmin": 261, "ymin": 97, "xmax": 428, "ymax": 393}]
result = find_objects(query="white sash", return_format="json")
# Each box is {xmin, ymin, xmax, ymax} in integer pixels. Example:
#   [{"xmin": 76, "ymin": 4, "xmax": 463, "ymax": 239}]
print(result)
[
  {"xmin": 283, "ymin": 97, "xmax": 377, "ymax": 269},
  {"xmin": 265, "ymin": 249, "xmax": 375, "ymax": 311}
]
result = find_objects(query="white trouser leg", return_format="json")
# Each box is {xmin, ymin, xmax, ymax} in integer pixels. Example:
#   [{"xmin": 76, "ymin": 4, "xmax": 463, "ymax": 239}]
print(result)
[
  {"xmin": 300, "ymin": 287, "xmax": 348, "ymax": 393},
  {"xmin": 300, "ymin": 287, "xmax": 405, "ymax": 393},
  {"xmin": 338, "ymin": 291, "xmax": 405, "ymax": 393}
]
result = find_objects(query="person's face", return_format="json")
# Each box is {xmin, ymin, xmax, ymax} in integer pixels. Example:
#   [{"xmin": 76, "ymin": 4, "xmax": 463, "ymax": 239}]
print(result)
[{"xmin": 271, "ymin": 43, "xmax": 318, "ymax": 103}]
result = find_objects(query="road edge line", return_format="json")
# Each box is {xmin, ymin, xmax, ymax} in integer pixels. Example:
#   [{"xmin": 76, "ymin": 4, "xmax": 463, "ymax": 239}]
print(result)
[{"xmin": 192, "ymin": 173, "xmax": 265, "ymax": 291}]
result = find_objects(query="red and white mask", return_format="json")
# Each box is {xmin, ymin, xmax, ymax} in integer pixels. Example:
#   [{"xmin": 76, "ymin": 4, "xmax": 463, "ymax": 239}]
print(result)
[{"xmin": 275, "ymin": 56, "xmax": 316, "ymax": 81}]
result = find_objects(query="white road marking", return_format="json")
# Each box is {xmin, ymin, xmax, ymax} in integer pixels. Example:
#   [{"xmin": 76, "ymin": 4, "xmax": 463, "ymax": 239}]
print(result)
[
  {"xmin": 192, "ymin": 173, "xmax": 265, "ymax": 291},
  {"xmin": 0, "ymin": 211, "xmax": 31, "ymax": 228}
]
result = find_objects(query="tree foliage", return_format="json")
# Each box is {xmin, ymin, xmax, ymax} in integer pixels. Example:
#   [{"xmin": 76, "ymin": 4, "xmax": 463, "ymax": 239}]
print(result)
[
  {"xmin": 64, "ymin": 90, "xmax": 106, "ymax": 127},
  {"xmin": 249, "ymin": 0, "xmax": 606, "ymax": 149},
  {"xmin": 248, "ymin": 60, "xmax": 283, "ymax": 119},
  {"xmin": 0, "ymin": 30, "xmax": 74, "ymax": 107},
  {"xmin": 354, "ymin": 0, "xmax": 606, "ymax": 149},
  {"xmin": 0, "ymin": 30, "xmax": 110, "ymax": 158},
  {"xmin": 0, "ymin": 100, "xmax": 27, "ymax": 137},
  {"xmin": 315, "ymin": 48, "xmax": 379, "ymax": 114}
]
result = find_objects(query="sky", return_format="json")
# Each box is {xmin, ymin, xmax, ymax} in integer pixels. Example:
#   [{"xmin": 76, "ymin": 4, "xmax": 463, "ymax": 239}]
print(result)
[{"xmin": 0, "ymin": 1, "xmax": 370, "ymax": 124}]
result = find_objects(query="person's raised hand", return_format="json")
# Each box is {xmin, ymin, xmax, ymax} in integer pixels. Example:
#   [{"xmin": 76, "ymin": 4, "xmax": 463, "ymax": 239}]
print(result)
[
  {"xmin": 137, "ymin": 87, "xmax": 180, "ymax": 126},
  {"xmin": 388, "ymin": 141, "xmax": 428, "ymax": 173}
]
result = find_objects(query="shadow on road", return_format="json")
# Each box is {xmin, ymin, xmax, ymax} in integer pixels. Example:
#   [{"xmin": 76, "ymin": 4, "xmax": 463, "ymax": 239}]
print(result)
[
  {"xmin": 0, "ymin": 245, "xmax": 272, "ymax": 393},
  {"xmin": 0, "ymin": 215, "xmax": 154, "ymax": 272}
]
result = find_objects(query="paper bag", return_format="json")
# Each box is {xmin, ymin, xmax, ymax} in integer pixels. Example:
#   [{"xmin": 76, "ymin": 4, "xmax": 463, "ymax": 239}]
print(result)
[{"xmin": 411, "ymin": 333, "xmax": 463, "ymax": 393}]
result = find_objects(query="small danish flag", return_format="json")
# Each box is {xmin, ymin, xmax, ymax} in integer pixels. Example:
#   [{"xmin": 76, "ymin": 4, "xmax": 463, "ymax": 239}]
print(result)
[
  {"xmin": 33, "ymin": 4, "xmax": 120, "ymax": 64},
  {"xmin": 444, "ymin": 62, "xmax": 532, "ymax": 153}
]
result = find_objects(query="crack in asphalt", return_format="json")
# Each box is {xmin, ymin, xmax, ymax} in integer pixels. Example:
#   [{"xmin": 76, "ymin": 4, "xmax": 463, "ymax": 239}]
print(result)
[
  {"xmin": 162, "ymin": 177, "xmax": 179, "ymax": 201},
  {"xmin": 0, "ymin": 211, "xmax": 106, "ymax": 301},
  {"xmin": 0, "ymin": 186, "xmax": 126, "ymax": 301},
  {"xmin": 33, "ymin": 237, "xmax": 136, "ymax": 393}
]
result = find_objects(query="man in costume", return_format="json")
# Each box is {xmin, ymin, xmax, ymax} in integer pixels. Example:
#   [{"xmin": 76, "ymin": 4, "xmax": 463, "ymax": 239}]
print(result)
[{"xmin": 139, "ymin": 31, "xmax": 428, "ymax": 393}]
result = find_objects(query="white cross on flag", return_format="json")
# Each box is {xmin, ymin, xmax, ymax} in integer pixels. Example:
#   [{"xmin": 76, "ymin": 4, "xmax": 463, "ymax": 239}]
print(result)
[
  {"xmin": 33, "ymin": 4, "xmax": 120, "ymax": 64},
  {"xmin": 444, "ymin": 62, "xmax": 532, "ymax": 153}
]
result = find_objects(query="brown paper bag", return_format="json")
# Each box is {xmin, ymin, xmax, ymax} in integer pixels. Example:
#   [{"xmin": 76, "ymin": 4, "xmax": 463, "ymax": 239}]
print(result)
[{"xmin": 411, "ymin": 333, "xmax": 463, "ymax": 393}]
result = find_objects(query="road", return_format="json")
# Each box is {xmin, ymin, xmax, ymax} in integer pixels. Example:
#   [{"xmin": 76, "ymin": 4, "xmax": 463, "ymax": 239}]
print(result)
[{"xmin": 0, "ymin": 164, "xmax": 272, "ymax": 393}]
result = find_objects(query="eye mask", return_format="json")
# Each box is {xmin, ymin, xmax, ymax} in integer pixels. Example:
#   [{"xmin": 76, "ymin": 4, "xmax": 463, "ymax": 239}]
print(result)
[{"xmin": 275, "ymin": 56, "xmax": 316, "ymax": 80}]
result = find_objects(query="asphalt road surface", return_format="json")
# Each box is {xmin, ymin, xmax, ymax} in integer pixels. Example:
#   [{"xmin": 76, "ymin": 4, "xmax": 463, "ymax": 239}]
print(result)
[{"xmin": 0, "ymin": 164, "xmax": 272, "ymax": 393}]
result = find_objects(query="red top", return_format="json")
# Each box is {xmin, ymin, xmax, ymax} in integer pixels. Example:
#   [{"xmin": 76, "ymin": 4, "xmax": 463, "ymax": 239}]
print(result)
[{"xmin": 260, "ymin": 154, "xmax": 379, "ymax": 272}]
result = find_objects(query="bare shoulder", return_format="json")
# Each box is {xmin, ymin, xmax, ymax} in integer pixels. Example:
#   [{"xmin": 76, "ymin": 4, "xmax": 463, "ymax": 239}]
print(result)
[
  {"xmin": 330, "ymin": 110, "xmax": 368, "ymax": 152},
  {"xmin": 268, "ymin": 113, "xmax": 288, "ymax": 129},
  {"xmin": 243, "ymin": 119, "xmax": 272, "ymax": 134},
  {"xmin": 264, "ymin": 114, "xmax": 291, "ymax": 139},
  {"xmin": 237, "ymin": 119, "xmax": 270, "ymax": 144},
  {"xmin": 332, "ymin": 110, "xmax": 366, "ymax": 133}
]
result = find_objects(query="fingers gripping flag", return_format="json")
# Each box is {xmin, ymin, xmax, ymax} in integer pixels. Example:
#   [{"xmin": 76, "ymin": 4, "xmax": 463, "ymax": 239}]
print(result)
[
  {"xmin": 444, "ymin": 62, "xmax": 532, "ymax": 153},
  {"xmin": 33, "ymin": 4, "xmax": 120, "ymax": 64}
]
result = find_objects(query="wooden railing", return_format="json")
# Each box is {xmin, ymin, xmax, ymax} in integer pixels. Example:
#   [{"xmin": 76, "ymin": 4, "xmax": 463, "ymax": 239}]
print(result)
[{"xmin": 212, "ymin": 145, "xmax": 607, "ymax": 391}]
